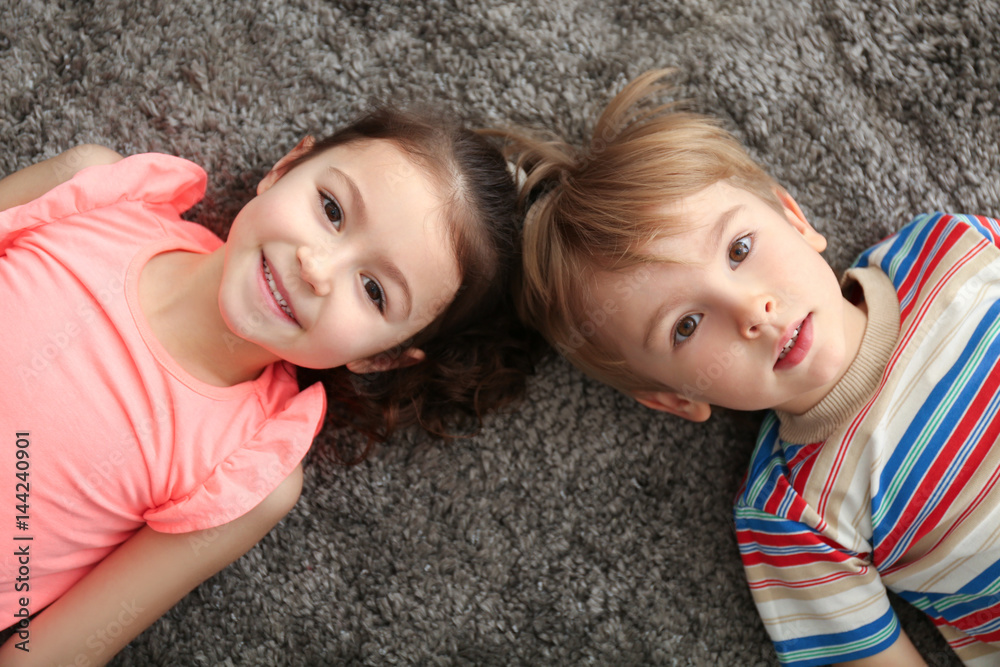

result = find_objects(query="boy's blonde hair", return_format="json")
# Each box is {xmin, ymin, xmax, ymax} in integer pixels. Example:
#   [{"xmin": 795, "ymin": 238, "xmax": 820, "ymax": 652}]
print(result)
[{"xmin": 497, "ymin": 69, "xmax": 784, "ymax": 393}]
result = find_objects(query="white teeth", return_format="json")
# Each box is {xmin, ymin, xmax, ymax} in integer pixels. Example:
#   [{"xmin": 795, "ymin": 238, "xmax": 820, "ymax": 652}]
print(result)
[
  {"xmin": 778, "ymin": 326, "xmax": 801, "ymax": 360},
  {"xmin": 262, "ymin": 258, "xmax": 296, "ymax": 320}
]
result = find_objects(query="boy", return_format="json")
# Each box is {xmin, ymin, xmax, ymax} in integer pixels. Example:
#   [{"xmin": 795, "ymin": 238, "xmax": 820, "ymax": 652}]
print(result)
[{"xmin": 506, "ymin": 70, "xmax": 1000, "ymax": 666}]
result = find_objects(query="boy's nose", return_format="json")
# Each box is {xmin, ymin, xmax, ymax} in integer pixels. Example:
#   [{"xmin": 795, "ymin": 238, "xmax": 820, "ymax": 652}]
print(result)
[
  {"xmin": 737, "ymin": 293, "xmax": 777, "ymax": 339},
  {"xmin": 297, "ymin": 244, "xmax": 335, "ymax": 297}
]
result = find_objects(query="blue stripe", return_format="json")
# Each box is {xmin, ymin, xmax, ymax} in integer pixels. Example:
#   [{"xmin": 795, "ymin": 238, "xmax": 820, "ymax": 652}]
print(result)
[
  {"xmin": 882, "ymin": 381, "xmax": 1000, "ymax": 567},
  {"xmin": 734, "ymin": 513, "xmax": 817, "ymax": 536},
  {"xmin": 880, "ymin": 213, "xmax": 933, "ymax": 292},
  {"xmin": 872, "ymin": 300, "xmax": 1000, "ymax": 557},
  {"xmin": 958, "ymin": 212, "xmax": 1000, "ymax": 246},
  {"xmin": 737, "ymin": 540, "xmax": 837, "ymax": 556},
  {"xmin": 773, "ymin": 606, "xmax": 899, "ymax": 666},
  {"xmin": 866, "ymin": 213, "xmax": 940, "ymax": 289},
  {"xmin": 894, "ymin": 214, "xmax": 957, "ymax": 313},
  {"xmin": 777, "ymin": 488, "xmax": 796, "ymax": 517},
  {"xmin": 899, "ymin": 568, "xmax": 1000, "ymax": 629}
]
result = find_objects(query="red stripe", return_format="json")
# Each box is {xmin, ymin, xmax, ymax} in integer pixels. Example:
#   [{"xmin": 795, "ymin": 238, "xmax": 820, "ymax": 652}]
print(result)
[
  {"xmin": 738, "ymin": 527, "xmax": 859, "ymax": 569},
  {"xmin": 957, "ymin": 599, "xmax": 1000, "ymax": 635},
  {"xmin": 883, "ymin": 451, "xmax": 1000, "ymax": 578},
  {"xmin": 737, "ymin": 528, "xmax": 850, "ymax": 551},
  {"xmin": 736, "ymin": 528, "xmax": 823, "ymax": 548},
  {"xmin": 974, "ymin": 214, "xmax": 1000, "ymax": 247},
  {"xmin": 878, "ymin": 360, "xmax": 1000, "ymax": 564},
  {"xmin": 747, "ymin": 566, "xmax": 871, "ymax": 590},
  {"xmin": 741, "ymin": 549, "xmax": 855, "ymax": 568},
  {"xmin": 787, "ymin": 441, "xmax": 823, "ymax": 480},
  {"xmin": 818, "ymin": 236, "xmax": 988, "ymax": 516},
  {"xmin": 897, "ymin": 220, "xmax": 963, "ymax": 322}
]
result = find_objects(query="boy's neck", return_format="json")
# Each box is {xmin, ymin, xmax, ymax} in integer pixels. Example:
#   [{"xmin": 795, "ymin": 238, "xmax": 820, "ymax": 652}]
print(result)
[{"xmin": 139, "ymin": 248, "xmax": 281, "ymax": 386}]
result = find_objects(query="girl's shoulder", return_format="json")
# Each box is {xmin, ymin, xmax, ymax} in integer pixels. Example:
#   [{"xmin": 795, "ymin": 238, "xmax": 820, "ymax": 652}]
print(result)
[
  {"xmin": 71, "ymin": 152, "xmax": 208, "ymax": 216},
  {"xmin": 2, "ymin": 152, "xmax": 213, "ymax": 254},
  {"xmin": 8, "ymin": 152, "xmax": 207, "ymax": 226}
]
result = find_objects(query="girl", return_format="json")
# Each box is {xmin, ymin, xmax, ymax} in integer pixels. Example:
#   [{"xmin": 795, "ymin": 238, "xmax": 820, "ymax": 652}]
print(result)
[{"xmin": 0, "ymin": 108, "xmax": 533, "ymax": 665}]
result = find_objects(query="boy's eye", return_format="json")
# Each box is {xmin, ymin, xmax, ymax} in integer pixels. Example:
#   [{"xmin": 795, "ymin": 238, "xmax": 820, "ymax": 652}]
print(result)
[
  {"xmin": 728, "ymin": 235, "xmax": 753, "ymax": 268},
  {"xmin": 321, "ymin": 192, "xmax": 343, "ymax": 230},
  {"xmin": 673, "ymin": 313, "xmax": 702, "ymax": 345},
  {"xmin": 362, "ymin": 276, "xmax": 386, "ymax": 313}
]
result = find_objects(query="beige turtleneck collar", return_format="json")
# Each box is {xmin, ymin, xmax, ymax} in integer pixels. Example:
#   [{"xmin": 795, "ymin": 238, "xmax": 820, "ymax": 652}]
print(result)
[{"xmin": 774, "ymin": 266, "xmax": 901, "ymax": 444}]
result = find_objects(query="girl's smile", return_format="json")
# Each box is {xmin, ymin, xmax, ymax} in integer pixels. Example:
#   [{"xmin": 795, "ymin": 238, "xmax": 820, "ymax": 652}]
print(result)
[{"xmin": 260, "ymin": 254, "xmax": 298, "ymax": 324}]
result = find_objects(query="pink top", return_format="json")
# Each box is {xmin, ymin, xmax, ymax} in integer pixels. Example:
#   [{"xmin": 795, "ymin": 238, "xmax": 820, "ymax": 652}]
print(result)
[{"xmin": 0, "ymin": 154, "xmax": 326, "ymax": 626}]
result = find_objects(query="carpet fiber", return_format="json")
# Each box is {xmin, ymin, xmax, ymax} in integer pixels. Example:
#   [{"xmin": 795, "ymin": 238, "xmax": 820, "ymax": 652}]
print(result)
[{"xmin": 4, "ymin": 1, "xmax": 997, "ymax": 664}]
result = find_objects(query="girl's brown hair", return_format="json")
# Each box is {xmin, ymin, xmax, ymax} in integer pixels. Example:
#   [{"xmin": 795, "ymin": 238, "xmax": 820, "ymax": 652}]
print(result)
[
  {"xmin": 493, "ymin": 69, "xmax": 782, "ymax": 394},
  {"xmin": 294, "ymin": 107, "xmax": 540, "ymax": 462}
]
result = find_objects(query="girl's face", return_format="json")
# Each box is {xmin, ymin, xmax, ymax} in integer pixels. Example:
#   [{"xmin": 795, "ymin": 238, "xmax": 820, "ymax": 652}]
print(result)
[{"xmin": 218, "ymin": 138, "xmax": 461, "ymax": 372}]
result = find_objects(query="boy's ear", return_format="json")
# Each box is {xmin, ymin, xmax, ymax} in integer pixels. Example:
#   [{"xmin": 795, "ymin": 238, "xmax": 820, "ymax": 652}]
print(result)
[
  {"xmin": 774, "ymin": 186, "xmax": 827, "ymax": 253},
  {"xmin": 632, "ymin": 390, "xmax": 712, "ymax": 422},
  {"xmin": 257, "ymin": 135, "xmax": 316, "ymax": 195},
  {"xmin": 346, "ymin": 347, "xmax": 426, "ymax": 375}
]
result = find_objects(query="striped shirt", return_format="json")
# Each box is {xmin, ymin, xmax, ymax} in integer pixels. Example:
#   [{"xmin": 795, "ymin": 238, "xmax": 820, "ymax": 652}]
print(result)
[{"xmin": 735, "ymin": 213, "xmax": 1000, "ymax": 666}]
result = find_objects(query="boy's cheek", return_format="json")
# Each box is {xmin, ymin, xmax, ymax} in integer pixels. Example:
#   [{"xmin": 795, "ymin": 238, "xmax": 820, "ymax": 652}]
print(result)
[
  {"xmin": 613, "ymin": 279, "xmax": 633, "ymax": 298},
  {"xmin": 612, "ymin": 269, "xmax": 649, "ymax": 297}
]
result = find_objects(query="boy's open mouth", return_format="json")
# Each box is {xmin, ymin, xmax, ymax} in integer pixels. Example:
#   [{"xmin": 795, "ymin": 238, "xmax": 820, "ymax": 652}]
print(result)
[
  {"xmin": 774, "ymin": 314, "xmax": 812, "ymax": 370},
  {"xmin": 262, "ymin": 256, "xmax": 298, "ymax": 324},
  {"xmin": 778, "ymin": 326, "xmax": 801, "ymax": 361}
]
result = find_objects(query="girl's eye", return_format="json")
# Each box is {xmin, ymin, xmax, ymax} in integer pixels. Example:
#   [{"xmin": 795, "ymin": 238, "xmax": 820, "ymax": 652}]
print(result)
[
  {"xmin": 321, "ymin": 193, "xmax": 343, "ymax": 230},
  {"xmin": 362, "ymin": 276, "xmax": 386, "ymax": 313},
  {"xmin": 729, "ymin": 235, "xmax": 753, "ymax": 268},
  {"xmin": 673, "ymin": 313, "xmax": 702, "ymax": 345}
]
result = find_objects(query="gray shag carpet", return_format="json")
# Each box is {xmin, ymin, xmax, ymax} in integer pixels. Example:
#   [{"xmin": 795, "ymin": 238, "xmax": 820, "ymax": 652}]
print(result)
[{"xmin": 4, "ymin": 1, "xmax": 998, "ymax": 665}]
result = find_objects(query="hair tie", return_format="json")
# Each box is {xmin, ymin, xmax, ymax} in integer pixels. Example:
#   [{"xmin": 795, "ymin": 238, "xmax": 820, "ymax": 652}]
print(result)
[
  {"xmin": 505, "ymin": 160, "xmax": 527, "ymax": 190},
  {"xmin": 523, "ymin": 187, "xmax": 557, "ymax": 231}
]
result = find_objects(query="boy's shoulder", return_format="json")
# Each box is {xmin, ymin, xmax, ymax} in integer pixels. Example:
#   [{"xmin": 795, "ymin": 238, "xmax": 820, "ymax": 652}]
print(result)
[
  {"xmin": 852, "ymin": 212, "xmax": 1000, "ymax": 295},
  {"xmin": 855, "ymin": 212, "xmax": 1000, "ymax": 270}
]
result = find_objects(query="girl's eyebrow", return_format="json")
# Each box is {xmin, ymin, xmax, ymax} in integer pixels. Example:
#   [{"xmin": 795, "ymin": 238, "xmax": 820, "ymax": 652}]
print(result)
[
  {"xmin": 376, "ymin": 256, "xmax": 412, "ymax": 319},
  {"xmin": 326, "ymin": 166, "xmax": 368, "ymax": 223}
]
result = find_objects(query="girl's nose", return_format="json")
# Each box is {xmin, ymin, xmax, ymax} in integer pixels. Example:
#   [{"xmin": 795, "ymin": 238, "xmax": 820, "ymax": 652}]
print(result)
[{"xmin": 297, "ymin": 245, "xmax": 334, "ymax": 297}]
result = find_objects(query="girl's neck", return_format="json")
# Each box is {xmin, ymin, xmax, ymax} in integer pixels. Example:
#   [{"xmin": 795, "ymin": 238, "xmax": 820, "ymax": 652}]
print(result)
[{"xmin": 140, "ymin": 248, "xmax": 280, "ymax": 386}]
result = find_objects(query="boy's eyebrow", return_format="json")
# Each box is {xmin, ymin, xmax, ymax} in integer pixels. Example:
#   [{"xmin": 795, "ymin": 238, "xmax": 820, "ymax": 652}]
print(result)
[
  {"xmin": 642, "ymin": 300, "xmax": 681, "ymax": 351},
  {"xmin": 641, "ymin": 204, "xmax": 743, "ymax": 351},
  {"xmin": 707, "ymin": 205, "xmax": 743, "ymax": 256},
  {"xmin": 326, "ymin": 166, "xmax": 412, "ymax": 319}
]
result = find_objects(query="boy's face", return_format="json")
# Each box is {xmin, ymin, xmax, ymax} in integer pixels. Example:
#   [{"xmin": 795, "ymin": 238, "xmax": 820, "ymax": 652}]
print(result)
[{"xmin": 590, "ymin": 181, "xmax": 868, "ymax": 420}]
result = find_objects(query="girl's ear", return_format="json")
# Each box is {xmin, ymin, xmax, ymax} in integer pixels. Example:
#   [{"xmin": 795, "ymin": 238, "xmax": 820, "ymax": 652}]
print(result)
[
  {"xmin": 346, "ymin": 347, "xmax": 426, "ymax": 375},
  {"xmin": 257, "ymin": 136, "xmax": 316, "ymax": 195},
  {"xmin": 774, "ymin": 186, "xmax": 827, "ymax": 253},
  {"xmin": 632, "ymin": 390, "xmax": 712, "ymax": 422}
]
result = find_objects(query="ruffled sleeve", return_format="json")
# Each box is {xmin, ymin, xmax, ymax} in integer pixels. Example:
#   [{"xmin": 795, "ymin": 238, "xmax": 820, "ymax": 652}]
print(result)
[
  {"xmin": 1, "ymin": 153, "xmax": 206, "ymax": 246},
  {"xmin": 143, "ymin": 381, "xmax": 327, "ymax": 533}
]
